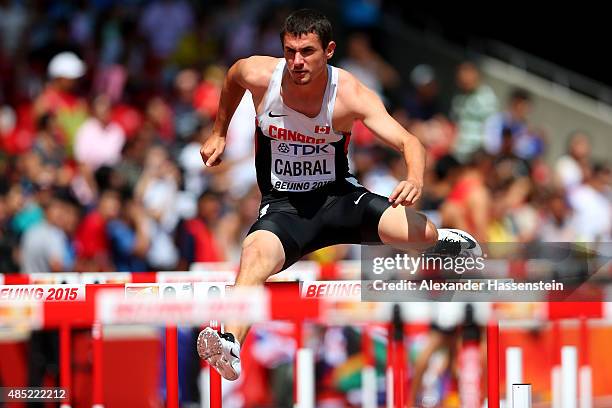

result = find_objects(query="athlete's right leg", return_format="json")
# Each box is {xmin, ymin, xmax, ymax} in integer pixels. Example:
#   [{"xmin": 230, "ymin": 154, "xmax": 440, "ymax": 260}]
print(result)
[
  {"xmin": 197, "ymin": 229, "xmax": 287, "ymax": 380},
  {"xmin": 226, "ymin": 230, "xmax": 286, "ymax": 343}
]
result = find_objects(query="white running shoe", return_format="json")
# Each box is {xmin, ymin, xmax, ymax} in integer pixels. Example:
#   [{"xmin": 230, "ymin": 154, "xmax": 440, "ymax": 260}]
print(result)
[
  {"xmin": 197, "ymin": 327, "xmax": 241, "ymax": 381},
  {"xmin": 427, "ymin": 228, "xmax": 483, "ymax": 258}
]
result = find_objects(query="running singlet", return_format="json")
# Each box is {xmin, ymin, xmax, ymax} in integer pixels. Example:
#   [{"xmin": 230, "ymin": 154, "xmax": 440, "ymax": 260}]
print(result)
[{"xmin": 255, "ymin": 60, "xmax": 351, "ymax": 193}]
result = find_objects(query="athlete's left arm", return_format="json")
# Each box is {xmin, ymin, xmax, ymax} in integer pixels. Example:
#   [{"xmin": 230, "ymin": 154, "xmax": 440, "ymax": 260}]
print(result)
[{"xmin": 344, "ymin": 75, "xmax": 426, "ymax": 207}]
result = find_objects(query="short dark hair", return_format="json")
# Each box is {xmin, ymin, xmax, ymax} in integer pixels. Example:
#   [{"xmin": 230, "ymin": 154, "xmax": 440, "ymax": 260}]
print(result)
[
  {"xmin": 435, "ymin": 154, "xmax": 461, "ymax": 180},
  {"xmin": 592, "ymin": 161, "xmax": 610, "ymax": 176},
  {"xmin": 510, "ymin": 88, "xmax": 531, "ymax": 102},
  {"xmin": 280, "ymin": 9, "xmax": 333, "ymax": 49}
]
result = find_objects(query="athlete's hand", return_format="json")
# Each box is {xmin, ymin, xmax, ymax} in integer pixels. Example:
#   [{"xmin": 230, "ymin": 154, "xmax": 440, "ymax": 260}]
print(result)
[
  {"xmin": 200, "ymin": 134, "xmax": 226, "ymax": 167},
  {"xmin": 388, "ymin": 179, "xmax": 423, "ymax": 207}
]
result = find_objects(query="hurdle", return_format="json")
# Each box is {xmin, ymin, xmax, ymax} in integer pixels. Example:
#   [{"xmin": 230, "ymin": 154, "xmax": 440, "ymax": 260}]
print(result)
[
  {"xmin": 0, "ymin": 279, "xmax": 410, "ymax": 407},
  {"xmin": 1, "ymin": 273, "xmax": 608, "ymax": 408},
  {"xmin": 486, "ymin": 303, "xmax": 602, "ymax": 408}
]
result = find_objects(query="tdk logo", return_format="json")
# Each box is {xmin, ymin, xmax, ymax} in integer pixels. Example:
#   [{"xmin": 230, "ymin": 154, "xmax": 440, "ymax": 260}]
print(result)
[{"xmin": 277, "ymin": 143, "xmax": 330, "ymax": 155}]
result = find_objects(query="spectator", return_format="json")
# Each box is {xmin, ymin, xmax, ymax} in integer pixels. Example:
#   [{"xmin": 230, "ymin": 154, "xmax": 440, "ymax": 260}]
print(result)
[
  {"xmin": 504, "ymin": 181, "xmax": 539, "ymax": 243},
  {"xmin": 20, "ymin": 191, "xmax": 79, "ymax": 273},
  {"xmin": 255, "ymin": 9, "xmax": 287, "ymax": 57},
  {"xmin": 176, "ymin": 190, "xmax": 225, "ymax": 270},
  {"xmin": 74, "ymin": 94, "xmax": 126, "ymax": 171},
  {"xmin": 363, "ymin": 147, "xmax": 405, "ymax": 197},
  {"xmin": 419, "ymin": 154, "xmax": 462, "ymax": 227},
  {"xmin": 69, "ymin": 0, "xmax": 95, "ymax": 48},
  {"xmin": 489, "ymin": 128, "xmax": 537, "ymax": 242},
  {"xmin": 143, "ymin": 96, "xmax": 175, "ymax": 144},
  {"xmin": 450, "ymin": 62, "xmax": 498, "ymax": 162},
  {"xmin": 115, "ymin": 135, "xmax": 149, "ymax": 191},
  {"xmin": 405, "ymin": 64, "xmax": 444, "ymax": 122},
  {"xmin": 440, "ymin": 151, "xmax": 492, "ymax": 241},
  {"xmin": 216, "ymin": 1, "xmax": 260, "ymax": 63},
  {"xmin": 20, "ymin": 191, "xmax": 79, "ymax": 403},
  {"xmin": 139, "ymin": 0, "xmax": 194, "ymax": 59},
  {"xmin": 555, "ymin": 131, "xmax": 591, "ymax": 191},
  {"xmin": 178, "ymin": 123, "xmax": 209, "ymax": 196},
  {"xmin": 33, "ymin": 51, "xmax": 88, "ymax": 151},
  {"xmin": 32, "ymin": 113, "xmax": 65, "ymax": 168},
  {"xmin": 339, "ymin": 32, "xmax": 399, "ymax": 100},
  {"xmin": 135, "ymin": 146, "xmax": 180, "ymax": 270},
  {"xmin": 0, "ymin": 192, "xmax": 19, "ymax": 272},
  {"xmin": 6, "ymin": 183, "xmax": 43, "ymax": 237},
  {"xmin": 216, "ymin": 184, "xmax": 261, "ymax": 263},
  {"xmin": 537, "ymin": 191, "xmax": 577, "ymax": 242},
  {"xmin": 484, "ymin": 88, "xmax": 544, "ymax": 160},
  {"xmin": 74, "ymin": 189, "xmax": 121, "ymax": 271},
  {"xmin": 568, "ymin": 163, "xmax": 611, "ymax": 242},
  {"xmin": 193, "ymin": 65, "xmax": 225, "ymax": 122},
  {"xmin": 106, "ymin": 194, "xmax": 150, "ymax": 272},
  {"xmin": 215, "ymin": 91, "xmax": 257, "ymax": 198},
  {"xmin": 404, "ymin": 64, "xmax": 455, "ymax": 161},
  {"xmin": 29, "ymin": 17, "xmax": 81, "ymax": 67},
  {"xmin": 0, "ymin": 0, "xmax": 29, "ymax": 59},
  {"xmin": 172, "ymin": 69, "xmax": 203, "ymax": 144},
  {"xmin": 492, "ymin": 127, "xmax": 531, "ymax": 185}
]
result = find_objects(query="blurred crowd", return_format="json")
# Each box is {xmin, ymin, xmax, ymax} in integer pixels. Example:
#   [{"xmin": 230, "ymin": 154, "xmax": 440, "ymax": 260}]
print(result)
[
  {"xmin": 0, "ymin": 0, "xmax": 610, "ymax": 278},
  {"xmin": 0, "ymin": 1, "xmax": 611, "ymax": 407}
]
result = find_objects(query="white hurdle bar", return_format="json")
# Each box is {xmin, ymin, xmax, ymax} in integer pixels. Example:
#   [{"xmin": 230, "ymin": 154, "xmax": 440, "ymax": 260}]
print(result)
[
  {"xmin": 562, "ymin": 346, "xmax": 578, "ymax": 408},
  {"xmin": 506, "ymin": 347, "xmax": 523, "ymax": 408},
  {"xmin": 512, "ymin": 384, "xmax": 532, "ymax": 408}
]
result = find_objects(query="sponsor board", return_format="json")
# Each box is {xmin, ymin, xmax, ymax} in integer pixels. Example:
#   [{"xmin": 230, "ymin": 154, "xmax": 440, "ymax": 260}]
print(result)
[
  {"xmin": 159, "ymin": 283, "xmax": 194, "ymax": 299},
  {"xmin": 193, "ymin": 282, "xmax": 233, "ymax": 299},
  {"xmin": 0, "ymin": 301, "xmax": 43, "ymax": 328},
  {"xmin": 79, "ymin": 272, "xmax": 132, "ymax": 284},
  {"xmin": 0, "ymin": 285, "xmax": 85, "ymax": 302},
  {"xmin": 97, "ymin": 287, "xmax": 268, "ymax": 325},
  {"xmin": 268, "ymin": 261, "xmax": 319, "ymax": 282},
  {"xmin": 300, "ymin": 280, "xmax": 361, "ymax": 300},
  {"xmin": 157, "ymin": 270, "xmax": 235, "ymax": 283},
  {"xmin": 29, "ymin": 273, "xmax": 80, "ymax": 285},
  {"xmin": 124, "ymin": 283, "xmax": 159, "ymax": 299}
]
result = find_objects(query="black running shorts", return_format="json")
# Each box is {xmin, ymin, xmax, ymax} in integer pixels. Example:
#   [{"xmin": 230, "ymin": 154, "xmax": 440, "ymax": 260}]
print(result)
[{"xmin": 247, "ymin": 179, "xmax": 392, "ymax": 270}]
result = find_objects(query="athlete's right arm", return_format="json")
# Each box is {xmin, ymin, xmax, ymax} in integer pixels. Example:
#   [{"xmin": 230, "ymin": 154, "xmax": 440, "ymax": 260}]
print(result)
[{"xmin": 200, "ymin": 56, "xmax": 276, "ymax": 167}]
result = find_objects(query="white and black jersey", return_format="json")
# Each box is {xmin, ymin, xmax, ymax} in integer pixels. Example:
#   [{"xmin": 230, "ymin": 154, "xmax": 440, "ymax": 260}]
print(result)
[
  {"xmin": 247, "ymin": 60, "xmax": 391, "ymax": 270},
  {"xmin": 254, "ymin": 60, "xmax": 351, "ymax": 193}
]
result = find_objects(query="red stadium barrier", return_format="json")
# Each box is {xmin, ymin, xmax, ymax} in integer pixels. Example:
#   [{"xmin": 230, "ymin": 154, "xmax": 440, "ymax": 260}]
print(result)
[
  {"xmin": 165, "ymin": 326, "xmax": 179, "ymax": 408},
  {"xmin": 60, "ymin": 323, "xmax": 72, "ymax": 408},
  {"xmin": 92, "ymin": 321, "xmax": 104, "ymax": 408},
  {"xmin": 487, "ymin": 320, "xmax": 500, "ymax": 408},
  {"xmin": 1, "ymin": 274, "xmax": 609, "ymax": 407}
]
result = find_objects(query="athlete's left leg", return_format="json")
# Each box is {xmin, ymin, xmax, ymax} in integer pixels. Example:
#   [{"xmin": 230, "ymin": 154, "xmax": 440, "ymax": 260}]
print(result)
[
  {"xmin": 377, "ymin": 204, "xmax": 482, "ymax": 257},
  {"xmin": 377, "ymin": 205, "xmax": 439, "ymax": 252}
]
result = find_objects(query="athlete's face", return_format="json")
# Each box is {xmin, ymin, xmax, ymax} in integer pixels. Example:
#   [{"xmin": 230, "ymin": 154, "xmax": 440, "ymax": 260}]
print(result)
[{"xmin": 283, "ymin": 32, "xmax": 335, "ymax": 85}]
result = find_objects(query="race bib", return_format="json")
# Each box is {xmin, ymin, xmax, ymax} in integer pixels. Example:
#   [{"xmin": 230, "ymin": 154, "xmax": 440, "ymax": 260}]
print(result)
[{"xmin": 270, "ymin": 140, "xmax": 336, "ymax": 192}]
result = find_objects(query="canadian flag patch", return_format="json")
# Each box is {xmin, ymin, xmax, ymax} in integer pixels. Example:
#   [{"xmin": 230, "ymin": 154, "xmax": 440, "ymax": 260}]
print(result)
[{"xmin": 314, "ymin": 125, "xmax": 330, "ymax": 134}]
